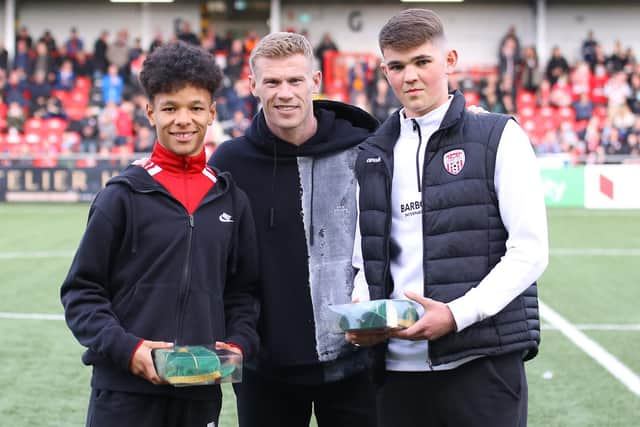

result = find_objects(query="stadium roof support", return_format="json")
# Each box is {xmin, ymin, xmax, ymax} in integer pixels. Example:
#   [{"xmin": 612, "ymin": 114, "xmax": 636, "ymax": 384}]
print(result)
[
  {"xmin": 536, "ymin": 0, "xmax": 548, "ymax": 69},
  {"xmin": 4, "ymin": 0, "xmax": 16, "ymax": 60},
  {"xmin": 270, "ymin": 0, "xmax": 281, "ymax": 33}
]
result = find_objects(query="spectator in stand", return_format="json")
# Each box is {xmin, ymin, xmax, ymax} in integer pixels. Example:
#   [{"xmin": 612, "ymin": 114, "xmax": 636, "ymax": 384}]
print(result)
[
  {"xmin": 55, "ymin": 59, "xmax": 76, "ymax": 91},
  {"xmin": 0, "ymin": 40, "xmax": 8, "ymax": 73},
  {"xmin": 590, "ymin": 63, "xmax": 609, "ymax": 105},
  {"xmin": 225, "ymin": 79, "xmax": 256, "ymax": 119},
  {"xmin": 498, "ymin": 31, "xmax": 519, "ymax": 99},
  {"xmin": 38, "ymin": 30, "xmax": 57, "ymax": 53},
  {"xmin": 573, "ymin": 92, "xmax": 594, "ymax": 123},
  {"xmin": 592, "ymin": 44, "xmax": 608, "ymax": 73},
  {"xmin": 12, "ymin": 39, "xmax": 31, "ymax": 73},
  {"xmin": 627, "ymin": 72, "xmax": 640, "ymax": 114},
  {"xmin": 93, "ymin": 31, "xmax": 110, "ymax": 74},
  {"xmin": 581, "ymin": 30, "xmax": 598, "ymax": 68},
  {"xmin": 43, "ymin": 96, "xmax": 67, "ymax": 120},
  {"xmin": 15, "ymin": 26, "xmax": 33, "ymax": 51},
  {"xmin": 520, "ymin": 45, "xmax": 541, "ymax": 93},
  {"xmin": 107, "ymin": 30, "xmax": 130, "ymax": 78},
  {"xmin": 114, "ymin": 100, "xmax": 134, "ymax": 147},
  {"xmin": 102, "ymin": 64, "xmax": 124, "ymax": 105},
  {"xmin": 129, "ymin": 38, "xmax": 144, "ymax": 62},
  {"xmin": 570, "ymin": 61, "xmax": 592, "ymax": 98},
  {"xmin": 225, "ymin": 39, "xmax": 245, "ymax": 82},
  {"xmin": 73, "ymin": 50, "xmax": 94, "ymax": 78},
  {"xmin": 65, "ymin": 27, "xmax": 85, "ymax": 59},
  {"xmin": 624, "ymin": 47, "xmax": 637, "ymax": 71},
  {"xmin": 581, "ymin": 116, "xmax": 602, "ymax": 153},
  {"xmin": 78, "ymin": 106, "xmax": 100, "ymax": 153},
  {"xmin": 4, "ymin": 69, "xmax": 29, "ymax": 107},
  {"xmin": 479, "ymin": 74, "xmax": 505, "ymax": 113},
  {"xmin": 550, "ymin": 73, "xmax": 573, "ymax": 108},
  {"xmin": 28, "ymin": 70, "xmax": 53, "ymax": 112},
  {"xmin": 6, "ymin": 101, "xmax": 26, "ymax": 132},
  {"xmin": 498, "ymin": 25, "xmax": 520, "ymax": 63},
  {"xmin": 349, "ymin": 60, "xmax": 369, "ymax": 103},
  {"xmin": 54, "ymin": 45, "xmax": 71, "ymax": 72},
  {"xmin": 225, "ymin": 109, "xmax": 251, "ymax": 139},
  {"xmin": 243, "ymin": 30, "xmax": 259, "ymax": 54},
  {"xmin": 149, "ymin": 31, "xmax": 163, "ymax": 54},
  {"xmin": 370, "ymin": 77, "xmax": 399, "ymax": 123},
  {"xmin": 603, "ymin": 126, "xmax": 630, "ymax": 156},
  {"xmin": 545, "ymin": 46, "xmax": 570, "ymax": 86},
  {"xmin": 133, "ymin": 124, "xmax": 155, "ymax": 153},
  {"xmin": 177, "ymin": 21, "xmax": 200, "ymax": 46},
  {"xmin": 314, "ymin": 33, "xmax": 338, "ymax": 76},
  {"xmin": 98, "ymin": 101, "xmax": 118, "ymax": 148},
  {"xmin": 30, "ymin": 41, "xmax": 55, "ymax": 81},
  {"xmin": 607, "ymin": 40, "xmax": 627, "ymax": 74},
  {"xmin": 626, "ymin": 132, "xmax": 640, "ymax": 157},
  {"xmin": 604, "ymin": 71, "xmax": 632, "ymax": 121}
]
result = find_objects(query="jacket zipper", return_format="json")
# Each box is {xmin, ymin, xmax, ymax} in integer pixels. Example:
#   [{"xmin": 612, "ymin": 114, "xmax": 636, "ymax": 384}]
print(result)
[
  {"xmin": 412, "ymin": 119, "xmax": 423, "ymax": 193},
  {"xmin": 174, "ymin": 213, "xmax": 194, "ymax": 345}
]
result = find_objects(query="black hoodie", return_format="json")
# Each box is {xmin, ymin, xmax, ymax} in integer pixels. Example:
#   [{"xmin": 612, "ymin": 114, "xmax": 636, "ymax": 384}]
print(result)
[{"xmin": 209, "ymin": 100, "xmax": 378, "ymax": 384}]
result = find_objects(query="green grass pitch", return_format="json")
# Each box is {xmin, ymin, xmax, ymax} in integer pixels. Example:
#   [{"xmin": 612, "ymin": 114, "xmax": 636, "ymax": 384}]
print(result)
[{"xmin": 0, "ymin": 204, "xmax": 638, "ymax": 426}]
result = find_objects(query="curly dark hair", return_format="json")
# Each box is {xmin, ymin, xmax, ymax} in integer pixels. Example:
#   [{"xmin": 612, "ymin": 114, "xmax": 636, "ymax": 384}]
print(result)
[{"xmin": 139, "ymin": 41, "xmax": 222, "ymax": 101}]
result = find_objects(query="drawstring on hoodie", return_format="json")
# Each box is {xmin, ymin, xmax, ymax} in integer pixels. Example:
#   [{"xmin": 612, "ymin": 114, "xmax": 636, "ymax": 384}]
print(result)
[
  {"xmin": 230, "ymin": 186, "xmax": 239, "ymax": 274},
  {"xmin": 128, "ymin": 190, "xmax": 138, "ymax": 254},
  {"xmin": 412, "ymin": 119, "xmax": 424, "ymax": 193},
  {"xmin": 269, "ymin": 140, "xmax": 278, "ymax": 228},
  {"xmin": 309, "ymin": 158, "xmax": 315, "ymax": 246}
]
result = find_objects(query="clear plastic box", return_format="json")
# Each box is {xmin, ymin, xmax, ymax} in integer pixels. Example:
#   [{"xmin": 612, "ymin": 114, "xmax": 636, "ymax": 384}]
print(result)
[
  {"xmin": 152, "ymin": 345, "xmax": 242, "ymax": 386},
  {"xmin": 328, "ymin": 299, "xmax": 420, "ymax": 332}
]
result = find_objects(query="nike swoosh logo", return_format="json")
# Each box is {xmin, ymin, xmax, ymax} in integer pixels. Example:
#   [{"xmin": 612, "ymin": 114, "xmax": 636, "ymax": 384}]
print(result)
[{"xmin": 219, "ymin": 212, "xmax": 234, "ymax": 223}]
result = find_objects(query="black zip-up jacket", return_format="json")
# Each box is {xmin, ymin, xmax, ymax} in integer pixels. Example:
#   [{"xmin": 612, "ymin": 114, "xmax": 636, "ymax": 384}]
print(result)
[
  {"xmin": 210, "ymin": 100, "xmax": 378, "ymax": 384},
  {"xmin": 61, "ymin": 164, "xmax": 259, "ymax": 399},
  {"xmin": 356, "ymin": 91, "xmax": 540, "ymax": 371}
]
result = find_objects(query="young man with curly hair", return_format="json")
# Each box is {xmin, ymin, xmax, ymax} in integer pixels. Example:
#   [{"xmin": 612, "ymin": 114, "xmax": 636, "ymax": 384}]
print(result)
[{"xmin": 61, "ymin": 41, "xmax": 260, "ymax": 427}]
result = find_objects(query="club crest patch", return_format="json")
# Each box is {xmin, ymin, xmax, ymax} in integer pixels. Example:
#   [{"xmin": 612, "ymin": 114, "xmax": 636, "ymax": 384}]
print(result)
[{"xmin": 443, "ymin": 149, "xmax": 465, "ymax": 175}]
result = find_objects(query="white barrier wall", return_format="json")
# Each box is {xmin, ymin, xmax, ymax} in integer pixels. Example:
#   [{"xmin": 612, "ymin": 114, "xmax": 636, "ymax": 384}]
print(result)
[
  {"xmin": 16, "ymin": 0, "xmax": 200, "ymax": 54},
  {"xmin": 584, "ymin": 165, "xmax": 640, "ymax": 209}
]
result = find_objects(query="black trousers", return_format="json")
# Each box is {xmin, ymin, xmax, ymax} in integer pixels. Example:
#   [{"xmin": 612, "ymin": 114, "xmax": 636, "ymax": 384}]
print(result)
[
  {"xmin": 378, "ymin": 352, "xmax": 528, "ymax": 427},
  {"xmin": 235, "ymin": 369, "xmax": 377, "ymax": 427},
  {"xmin": 86, "ymin": 388, "xmax": 222, "ymax": 427}
]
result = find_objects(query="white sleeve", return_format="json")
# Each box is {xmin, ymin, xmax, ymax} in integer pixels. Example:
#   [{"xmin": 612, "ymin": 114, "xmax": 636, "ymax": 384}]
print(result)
[
  {"xmin": 447, "ymin": 119, "xmax": 549, "ymax": 331},
  {"xmin": 352, "ymin": 184, "xmax": 371, "ymax": 302}
]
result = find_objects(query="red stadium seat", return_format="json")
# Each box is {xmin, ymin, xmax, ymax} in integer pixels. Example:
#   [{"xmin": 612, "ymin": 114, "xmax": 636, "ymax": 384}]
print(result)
[
  {"xmin": 44, "ymin": 118, "xmax": 68, "ymax": 134},
  {"xmin": 24, "ymin": 117, "xmax": 45, "ymax": 134},
  {"xmin": 24, "ymin": 132, "xmax": 42, "ymax": 145},
  {"xmin": 74, "ymin": 76, "xmax": 92, "ymax": 93},
  {"xmin": 555, "ymin": 106, "xmax": 576, "ymax": 128},
  {"xmin": 517, "ymin": 91, "xmax": 537, "ymax": 111},
  {"xmin": 463, "ymin": 91, "xmax": 480, "ymax": 106},
  {"xmin": 51, "ymin": 89, "xmax": 70, "ymax": 104}
]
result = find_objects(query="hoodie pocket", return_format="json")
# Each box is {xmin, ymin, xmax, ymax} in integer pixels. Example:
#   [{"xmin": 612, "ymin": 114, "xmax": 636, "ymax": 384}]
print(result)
[{"xmin": 116, "ymin": 282, "xmax": 180, "ymax": 341}]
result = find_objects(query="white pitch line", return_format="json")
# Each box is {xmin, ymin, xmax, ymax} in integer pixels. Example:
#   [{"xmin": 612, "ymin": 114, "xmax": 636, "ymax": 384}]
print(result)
[
  {"xmin": 0, "ymin": 251, "xmax": 74, "ymax": 259},
  {"xmin": 550, "ymin": 248, "xmax": 640, "ymax": 256},
  {"xmin": 0, "ymin": 312, "xmax": 65, "ymax": 320},
  {"xmin": 543, "ymin": 324, "xmax": 640, "ymax": 331},
  {"xmin": 539, "ymin": 299, "xmax": 640, "ymax": 397}
]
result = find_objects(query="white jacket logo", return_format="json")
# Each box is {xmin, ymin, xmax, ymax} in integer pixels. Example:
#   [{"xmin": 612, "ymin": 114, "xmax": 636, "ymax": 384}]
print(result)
[
  {"xmin": 219, "ymin": 212, "xmax": 234, "ymax": 223},
  {"xmin": 366, "ymin": 156, "xmax": 381, "ymax": 164}
]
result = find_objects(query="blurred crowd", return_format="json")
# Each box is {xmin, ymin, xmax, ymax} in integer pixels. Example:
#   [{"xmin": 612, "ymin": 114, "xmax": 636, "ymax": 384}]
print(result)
[{"xmin": 1, "ymin": 23, "xmax": 639, "ymax": 167}]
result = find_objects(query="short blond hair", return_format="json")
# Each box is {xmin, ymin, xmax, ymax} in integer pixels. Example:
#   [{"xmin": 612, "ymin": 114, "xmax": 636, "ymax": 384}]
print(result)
[{"xmin": 249, "ymin": 32, "xmax": 314, "ymax": 74}]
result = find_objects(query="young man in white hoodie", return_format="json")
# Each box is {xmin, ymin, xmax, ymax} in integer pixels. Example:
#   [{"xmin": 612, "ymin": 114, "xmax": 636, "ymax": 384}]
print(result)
[{"xmin": 349, "ymin": 9, "xmax": 548, "ymax": 427}]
